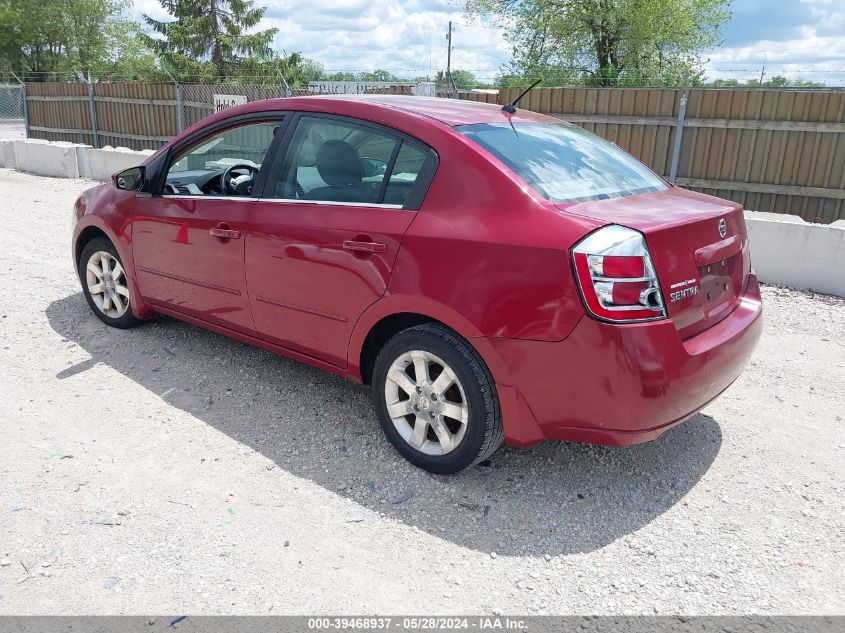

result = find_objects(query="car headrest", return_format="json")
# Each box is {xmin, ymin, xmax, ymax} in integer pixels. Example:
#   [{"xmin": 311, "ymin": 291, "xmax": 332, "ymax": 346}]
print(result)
[{"xmin": 315, "ymin": 140, "xmax": 362, "ymax": 186}]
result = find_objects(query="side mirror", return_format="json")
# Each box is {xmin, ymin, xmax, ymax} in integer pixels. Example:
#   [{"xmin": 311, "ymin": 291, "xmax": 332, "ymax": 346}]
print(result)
[
  {"xmin": 113, "ymin": 166, "xmax": 145, "ymax": 191},
  {"xmin": 361, "ymin": 157, "xmax": 387, "ymax": 178}
]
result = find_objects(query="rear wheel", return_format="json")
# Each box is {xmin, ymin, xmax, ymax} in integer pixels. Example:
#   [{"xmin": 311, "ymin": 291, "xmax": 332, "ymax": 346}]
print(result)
[
  {"xmin": 78, "ymin": 237, "xmax": 141, "ymax": 329},
  {"xmin": 372, "ymin": 323, "xmax": 503, "ymax": 473}
]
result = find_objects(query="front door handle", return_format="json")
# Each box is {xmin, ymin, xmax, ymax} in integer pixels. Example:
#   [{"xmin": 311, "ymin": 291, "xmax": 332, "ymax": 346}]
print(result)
[
  {"xmin": 343, "ymin": 240, "xmax": 386, "ymax": 254},
  {"xmin": 210, "ymin": 223, "xmax": 241, "ymax": 239}
]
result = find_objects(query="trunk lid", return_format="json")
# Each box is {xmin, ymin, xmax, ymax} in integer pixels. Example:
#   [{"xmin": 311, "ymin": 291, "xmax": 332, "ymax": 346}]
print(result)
[{"xmin": 559, "ymin": 186, "xmax": 751, "ymax": 337}]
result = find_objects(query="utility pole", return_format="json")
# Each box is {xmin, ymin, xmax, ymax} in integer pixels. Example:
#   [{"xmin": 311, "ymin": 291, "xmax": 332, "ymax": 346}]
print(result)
[
  {"xmin": 759, "ymin": 55, "xmax": 767, "ymax": 85},
  {"xmin": 446, "ymin": 21, "xmax": 453, "ymax": 79},
  {"xmin": 446, "ymin": 21, "xmax": 457, "ymax": 97}
]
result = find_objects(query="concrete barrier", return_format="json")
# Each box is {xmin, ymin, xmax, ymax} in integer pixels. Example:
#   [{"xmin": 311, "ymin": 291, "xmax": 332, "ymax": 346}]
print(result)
[
  {"xmin": 746, "ymin": 211, "xmax": 845, "ymax": 298},
  {"xmin": 77, "ymin": 145, "xmax": 154, "ymax": 181},
  {"xmin": 4, "ymin": 138, "xmax": 153, "ymax": 181},
  {"xmin": 0, "ymin": 139, "xmax": 16, "ymax": 169},
  {"xmin": 15, "ymin": 139, "xmax": 79, "ymax": 178},
  {"xmin": 13, "ymin": 139, "xmax": 82, "ymax": 178}
]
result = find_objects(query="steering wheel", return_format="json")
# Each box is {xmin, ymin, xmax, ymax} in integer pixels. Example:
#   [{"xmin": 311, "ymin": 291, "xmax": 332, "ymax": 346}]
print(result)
[{"xmin": 221, "ymin": 163, "xmax": 260, "ymax": 196}]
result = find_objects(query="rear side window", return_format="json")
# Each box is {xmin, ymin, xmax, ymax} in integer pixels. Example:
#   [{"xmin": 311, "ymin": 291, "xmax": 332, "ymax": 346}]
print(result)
[
  {"xmin": 384, "ymin": 142, "xmax": 427, "ymax": 206},
  {"xmin": 457, "ymin": 122, "xmax": 667, "ymax": 203}
]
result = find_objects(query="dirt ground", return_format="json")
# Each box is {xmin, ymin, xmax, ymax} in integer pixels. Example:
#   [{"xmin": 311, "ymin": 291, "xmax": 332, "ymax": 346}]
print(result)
[{"xmin": 0, "ymin": 168, "xmax": 843, "ymax": 615}]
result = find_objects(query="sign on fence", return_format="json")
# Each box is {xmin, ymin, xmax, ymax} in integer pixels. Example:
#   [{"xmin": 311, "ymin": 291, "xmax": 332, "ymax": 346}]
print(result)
[
  {"xmin": 308, "ymin": 82, "xmax": 409, "ymax": 95},
  {"xmin": 213, "ymin": 94, "xmax": 248, "ymax": 113},
  {"xmin": 306, "ymin": 81, "xmax": 436, "ymax": 97}
]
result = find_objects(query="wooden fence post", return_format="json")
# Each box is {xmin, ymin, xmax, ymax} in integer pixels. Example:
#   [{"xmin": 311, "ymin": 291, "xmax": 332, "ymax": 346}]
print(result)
[
  {"xmin": 175, "ymin": 83, "xmax": 185, "ymax": 133},
  {"xmin": 669, "ymin": 90, "xmax": 688, "ymax": 184},
  {"xmin": 164, "ymin": 69, "xmax": 185, "ymax": 132},
  {"xmin": 85, "ymin": 79, "xmax": 100, "ymax": 149}
]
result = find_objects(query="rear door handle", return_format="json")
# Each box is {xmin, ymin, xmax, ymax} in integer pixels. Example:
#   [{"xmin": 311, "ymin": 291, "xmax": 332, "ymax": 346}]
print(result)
[
  {"xmin": 343, "ymin": 240, "xmax": 386, "ymax": 254},
  {"xmin": 210, "ymin": 223, "xmax": 241, "ymax": 239}
]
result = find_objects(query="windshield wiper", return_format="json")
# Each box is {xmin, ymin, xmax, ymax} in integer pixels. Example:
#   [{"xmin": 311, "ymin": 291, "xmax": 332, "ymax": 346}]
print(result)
[{"xmin": 501, "ymin": 79, "xmax": 542, "ymax": 114}]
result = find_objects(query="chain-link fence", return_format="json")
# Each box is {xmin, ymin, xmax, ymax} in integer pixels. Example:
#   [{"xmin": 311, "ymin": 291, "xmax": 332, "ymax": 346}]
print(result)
[
  {"xmin": 182, "ymin": 83, "xmax": 288, "ymax": 128},
  {"xmin": 0, "ymin": 83, "xmax": 25, "ymax": 140},
  {"xmin": 0, "ymin": 83, "xmax": 24, "ymax": 119}
]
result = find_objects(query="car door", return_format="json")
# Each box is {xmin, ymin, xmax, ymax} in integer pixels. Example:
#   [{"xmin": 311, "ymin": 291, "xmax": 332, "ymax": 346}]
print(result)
[
  {"xmin": 133, "ymin": 115, "xmax": 285, "ymax": 334},
  {"xmin": 245, "ymin": 113, "xmax": 437, "ymax": 367}
]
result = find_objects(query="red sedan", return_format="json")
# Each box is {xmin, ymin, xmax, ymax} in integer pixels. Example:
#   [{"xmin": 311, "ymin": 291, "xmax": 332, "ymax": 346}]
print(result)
[{"xmin": 72, "ymin": 95, "xmax": 762, "ymax": 473}]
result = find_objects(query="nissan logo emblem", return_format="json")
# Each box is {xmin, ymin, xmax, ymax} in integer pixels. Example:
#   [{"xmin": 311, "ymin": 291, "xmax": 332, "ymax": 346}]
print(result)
[{"xmin": 718, "ymin": 218, "xmax": 727, "ymax": 239}]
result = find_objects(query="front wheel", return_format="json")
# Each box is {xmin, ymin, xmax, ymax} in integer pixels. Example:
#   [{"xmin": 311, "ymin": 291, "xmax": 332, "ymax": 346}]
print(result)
[
  {"xmin": 78, "ymin": 237, "xmax": 142, "ymax": 329},
  {"xmin": 371, "ymin": 323, "xmax": 503, "ymax": 473}
]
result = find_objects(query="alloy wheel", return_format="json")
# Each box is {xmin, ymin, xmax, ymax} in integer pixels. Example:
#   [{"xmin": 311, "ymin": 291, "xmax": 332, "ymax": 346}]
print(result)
[
  {"xmin": 383, "ymin": 350, "xmax": 469, "ymax": 456},
  {"xmin": 85, "ymin": 251, "xmax": 130, "ymax": 319}
]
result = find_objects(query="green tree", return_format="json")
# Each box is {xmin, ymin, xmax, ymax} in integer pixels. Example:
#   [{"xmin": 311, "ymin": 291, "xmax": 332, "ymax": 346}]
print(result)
[
  {"xmin": 0, "ymin": 0, "xmax": 66, "ymax": 76},
  {"xmin": 142, "ymin": 0, "xmax": 278, "ymax": 77},
  {"xmin": 707, "ymin": 75, "xmax": 824, "ymax": 89},
  {"xmin": 65, "ymin": 0, "xmax": 121, "ymax": 72},
  {"xmin": 706, "ymin": 77, "xmax": 740, "ymax": 87},
  {"xmin": 324, "ymin": 71, "xmax": 357, "ymax": 81},
  {"xmin": 0, "ymin": 0, "xmax": 141, "ymax": 78},
  {"xmin": 359, "ymin": 69, "xmax": 402, "ymax": 82},
  {"xmin": 467, "ymin": 0, "xmax": 731, "ymax": 86},
  {"xmin": 91, "ymin": 19, "xmax": 168, "ymax": 80},
  {"xmin": 237, "ymin": 52, "xmax": 324, "ymax": 87},
  {"xmin": 436, "ymin": 69, "xmax": 478, "ymax": 89}
]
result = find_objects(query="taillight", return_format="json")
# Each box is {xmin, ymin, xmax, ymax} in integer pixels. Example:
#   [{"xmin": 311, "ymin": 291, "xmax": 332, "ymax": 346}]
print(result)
[{"xmin": 572, "ymin": 225, "xmax": 666, "ymax": 323}]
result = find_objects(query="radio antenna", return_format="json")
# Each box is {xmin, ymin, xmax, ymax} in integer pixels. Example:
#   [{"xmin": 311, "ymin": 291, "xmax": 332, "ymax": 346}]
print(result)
[{"xmin": 501, "ymin": 79, "xmax": 542, "ymax": 114}]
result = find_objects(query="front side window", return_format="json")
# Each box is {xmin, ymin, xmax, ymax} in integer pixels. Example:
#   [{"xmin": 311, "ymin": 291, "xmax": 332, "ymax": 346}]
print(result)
[
  {"xmin": 457, "ymin": 122, "xmax": 667, "ymax": 203},
  {"xmin": 274, "ymin": 116, "xmax": 427, "ymax": 207},
  {"xmin": 164, "ymin": 120, "xmax": 279, "ymax": 196}
]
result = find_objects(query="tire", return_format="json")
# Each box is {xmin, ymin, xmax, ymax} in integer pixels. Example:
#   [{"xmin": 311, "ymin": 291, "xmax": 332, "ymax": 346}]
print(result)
[
  {"xmin": 78, "ymin": 237, "xmax": 142, "ymax": 329},
  {"xmin": 371, "ymin": 323, "xmax": 503, "ymax": 474}
]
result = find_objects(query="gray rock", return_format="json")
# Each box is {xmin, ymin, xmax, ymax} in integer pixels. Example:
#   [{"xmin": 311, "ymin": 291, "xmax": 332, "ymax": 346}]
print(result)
[
  {"xmin": 102, "ymin": 577, "xmax": 120, "ymax": 590},
  {"xmin": 392, "ymin": 490, "xmax": 414, "ymax": 504}
]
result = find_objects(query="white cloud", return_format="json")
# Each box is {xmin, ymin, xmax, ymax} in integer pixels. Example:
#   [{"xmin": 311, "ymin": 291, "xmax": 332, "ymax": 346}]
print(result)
[
  {"xmin": 704, "ymin": 17, "xmax": 845, "ymax": 85},
  {"xmin": 129, "ymin": 0, "xmax": 511, "ymax": 79},
  {"xmin": 133, "ymin": 0, "xmax": 170, "ymax": 22},
  {"xmin": 129, "ymin": 1, "xmax": 844, "ymax": 85}
]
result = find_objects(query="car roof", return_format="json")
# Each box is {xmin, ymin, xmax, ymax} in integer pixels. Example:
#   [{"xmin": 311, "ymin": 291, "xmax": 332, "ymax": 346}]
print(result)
[{"xmin": 282, "ymin": 94, "xmax": 559, "ymax": 127}]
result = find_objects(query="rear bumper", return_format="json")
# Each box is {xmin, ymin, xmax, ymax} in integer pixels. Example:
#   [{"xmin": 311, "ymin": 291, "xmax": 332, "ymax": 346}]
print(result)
[{"xmin": 489, "ymin": 272, "xmax": 763, "ymax": 447}]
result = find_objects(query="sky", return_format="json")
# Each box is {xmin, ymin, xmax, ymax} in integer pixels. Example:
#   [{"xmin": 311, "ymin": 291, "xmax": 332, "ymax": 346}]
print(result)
[{"xmin": 132, "ymin": 0, "xmax": 845, "ymax": 85}]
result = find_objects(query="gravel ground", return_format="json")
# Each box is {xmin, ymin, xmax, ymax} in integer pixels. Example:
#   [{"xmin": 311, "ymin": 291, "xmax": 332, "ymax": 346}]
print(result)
[{"xmin": 0, "ymin": 168, "xmax": 843, "ymax": 615}]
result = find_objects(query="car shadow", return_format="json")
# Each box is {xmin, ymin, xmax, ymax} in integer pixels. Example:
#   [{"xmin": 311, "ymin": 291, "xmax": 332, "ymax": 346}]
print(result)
[{"xmin": 46, "ymin": 292, "xmax": 722, "ymax": 556}]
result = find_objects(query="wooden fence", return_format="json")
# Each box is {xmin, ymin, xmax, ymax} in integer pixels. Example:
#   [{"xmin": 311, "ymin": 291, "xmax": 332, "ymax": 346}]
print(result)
[
  {"xmin": 23, "ymin": 81, "xmax": 410, "ymax": 148},
  {"xmin": 25, "ymin": 82, "xmax": 180, "ymax": 150},
  {"xmin": 22, "ymin": 82, "xmax": 845, "ymax": 222},
  {"xmin": 463, "ymin": 87, "xmax": 845, "ymax": 223}
]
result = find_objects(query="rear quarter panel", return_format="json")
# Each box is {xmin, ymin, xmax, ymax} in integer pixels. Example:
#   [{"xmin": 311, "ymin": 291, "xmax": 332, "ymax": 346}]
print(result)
[{"xmin": 388, "ymin": 128, "xmax": 598, "ymax": 341}]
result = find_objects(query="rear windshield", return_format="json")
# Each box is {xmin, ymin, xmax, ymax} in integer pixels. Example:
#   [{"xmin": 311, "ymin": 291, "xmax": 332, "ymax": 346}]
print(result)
[{"xmin": 457, "ymin": 122, "xmax": 667, "ymax": 203}]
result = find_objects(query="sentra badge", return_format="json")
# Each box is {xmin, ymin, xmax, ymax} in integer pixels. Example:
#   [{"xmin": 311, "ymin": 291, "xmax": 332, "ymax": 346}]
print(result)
[{"xmin": 669, "ymin": 278, "xmax": 699, "ymax": 303}]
